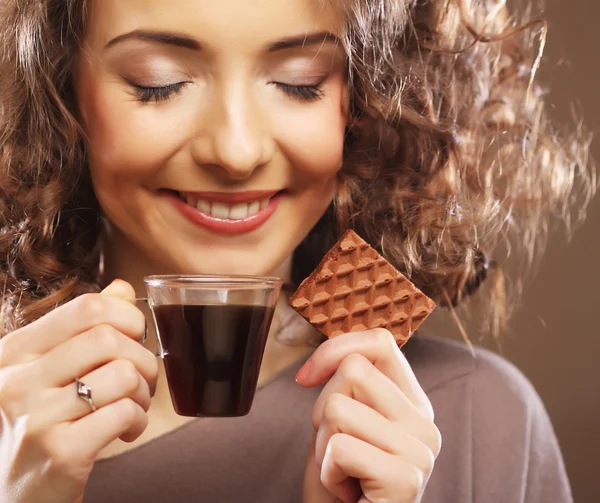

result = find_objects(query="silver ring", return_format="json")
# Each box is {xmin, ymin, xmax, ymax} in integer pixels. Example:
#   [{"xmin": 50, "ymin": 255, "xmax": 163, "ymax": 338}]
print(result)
[{"xmin": 75, "ymin": 378, "xmax": 97, "ymax": 412}]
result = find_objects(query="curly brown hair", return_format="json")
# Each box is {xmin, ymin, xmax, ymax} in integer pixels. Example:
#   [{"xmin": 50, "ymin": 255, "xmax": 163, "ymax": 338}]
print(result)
[{"xmin": 0, "ymin": 0, "xmax": 595, "ymax": 337}]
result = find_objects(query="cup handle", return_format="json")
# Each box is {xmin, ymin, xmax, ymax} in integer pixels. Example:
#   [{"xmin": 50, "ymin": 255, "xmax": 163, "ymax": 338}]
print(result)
[{"xmin": 132, "ymin": 297, "xmax": 163, "ymax": 359}]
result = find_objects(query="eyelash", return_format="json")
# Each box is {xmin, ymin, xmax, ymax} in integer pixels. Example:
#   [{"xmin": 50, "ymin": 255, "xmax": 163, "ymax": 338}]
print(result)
[
  {"xmin": 274, "ymin": 83, "xmax": 324, "ymax": 102},
  {"xmin": 133, "ymin": 82, "xmax": 187, "ymax": 103},
  {"xmin": 132, "ymin": 82, "xmax": 324, "ymax": 104}
]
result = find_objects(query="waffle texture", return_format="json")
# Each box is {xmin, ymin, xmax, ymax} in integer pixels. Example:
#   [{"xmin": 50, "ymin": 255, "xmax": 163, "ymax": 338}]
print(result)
[{"xmin": 290, "ymin": 230, "xmax": 435, "ymax": 346}]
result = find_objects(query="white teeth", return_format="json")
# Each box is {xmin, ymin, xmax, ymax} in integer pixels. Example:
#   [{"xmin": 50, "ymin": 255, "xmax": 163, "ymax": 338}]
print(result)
[
  {"xmin": 229, "ymin": 203, "xmax": 249, "ymax": 220},
  {"xmin": 247, "ymin": 201, "xmax": 260, "ymax": 217},
  {"xmin": 196, "ymin": 199, "xmax": 211, "ymax": 214},
  {"xmin": 181, "ymin": 194, "xmax": 273, "ymax": 220},
  {"xmin": 211, "ymin": 202, "xmax": 230, "ymax": 219}
]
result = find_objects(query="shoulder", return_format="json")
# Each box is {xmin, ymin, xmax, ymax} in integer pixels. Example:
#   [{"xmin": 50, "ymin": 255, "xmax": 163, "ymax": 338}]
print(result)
[
  {"xmin": 404, "ymin": 335, "xmax": 543, "ymax": 418},
  {"xmin": 407, "ymin": 336, "xmax": 572, "ymax": 503}
]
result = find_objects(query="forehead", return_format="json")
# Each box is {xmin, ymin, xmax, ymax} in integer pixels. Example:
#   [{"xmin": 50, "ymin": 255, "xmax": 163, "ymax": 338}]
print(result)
[{"xmin": 85, "ymin": 0, "xmax": 343, "ymax": 50}]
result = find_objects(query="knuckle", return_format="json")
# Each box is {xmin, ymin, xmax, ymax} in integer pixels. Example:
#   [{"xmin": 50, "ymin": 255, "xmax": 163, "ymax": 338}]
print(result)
[
  {"xmin": 76, "ymin": 294, "xmax": 107, "ymax": 324},
  {"xmin": 372, "ymin": 328, "xmax": 395, "ymax": 347},
  {"xmin": 91, "ymin": 325, "xmax": 121, "ymax": 353},
  {"xmin": 428, "ymin": 424, "xmax": 443, "ymax": 458},
  {"xmin": 0, "ymin": 334, "xmax": 33, "ymax": 369},
  {"xmin": 111, "ymin": 360, "xmax": 140, "ymax": 394},
  {"xmin": 339, "ymin": 353, "xmax": 369, "ymax": 382},
  {"xmin": 323, "ymin": 393, "xmax": 347, "ymax": 425},
  {"xmin": 327, "ymin": 433, "xmax": 349, "ymax": 460},
  {"xmin": 0, "ymin": 334, "xmax": 40, "ymax": 368},
  {"xmin": 409, "ymin": 439, "xmax": 437, "ymax": 475},
  {"xmin": 115, "ymin": 398, "xmax": 141, "ymax": 425},
  {"xmin": 421, "ymin": 447, "xmax": 436, "ymax": 475}
]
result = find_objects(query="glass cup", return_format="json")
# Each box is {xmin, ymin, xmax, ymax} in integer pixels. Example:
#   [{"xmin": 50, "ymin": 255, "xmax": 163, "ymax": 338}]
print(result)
[{"xmin": 140, "ymin": 275, "xmax": 282, "ymax": 418}]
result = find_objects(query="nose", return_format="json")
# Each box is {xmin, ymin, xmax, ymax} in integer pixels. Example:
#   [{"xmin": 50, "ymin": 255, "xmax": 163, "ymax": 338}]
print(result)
[{"xmin": 191, "ymin": 80, "xmax": 274, "ymax": 180}]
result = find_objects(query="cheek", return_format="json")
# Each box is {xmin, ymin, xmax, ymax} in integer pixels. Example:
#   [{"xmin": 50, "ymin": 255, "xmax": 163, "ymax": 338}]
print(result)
[
  {"xmin": 274, "ymin": 82, "xmax": 346, "ymax": 181},
  {"xmin": 77, "ymin": 74, "xmax": 192, "ymax": 178}
]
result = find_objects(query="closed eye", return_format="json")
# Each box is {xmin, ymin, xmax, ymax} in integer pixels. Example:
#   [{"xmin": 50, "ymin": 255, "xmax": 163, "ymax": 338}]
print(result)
[
  {"xmin": 132, "ymin": 82, "xmax": 188, "ymax": 103},
  {"xmin": 130, "ymin": 81, "xmax": 323, "ymax": 103},
  {"xmin": 273, "ymin": 82, "xmax": 324, "ymax": 102}
]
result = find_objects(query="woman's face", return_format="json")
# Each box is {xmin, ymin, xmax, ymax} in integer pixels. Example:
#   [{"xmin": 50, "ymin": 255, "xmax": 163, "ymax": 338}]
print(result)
[{"xmin": 76, "ymin": 0, "xmax": 347, "ymax": 278}]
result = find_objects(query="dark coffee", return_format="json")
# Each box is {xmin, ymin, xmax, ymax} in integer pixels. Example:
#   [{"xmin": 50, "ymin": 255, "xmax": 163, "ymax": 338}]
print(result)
[{"xmin": 153, "ymin": 304, "xmax": 275, "ymax": 417}]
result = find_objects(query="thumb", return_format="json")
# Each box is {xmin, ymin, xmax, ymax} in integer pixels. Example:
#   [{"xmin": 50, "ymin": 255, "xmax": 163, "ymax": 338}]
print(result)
[
  {"xmin": 303, "ymin": 436, "xmax": 343, "ymax": 503},
  {"xmin": 100, "ymin": 279, "xmax": 137, "ymax": 305}
]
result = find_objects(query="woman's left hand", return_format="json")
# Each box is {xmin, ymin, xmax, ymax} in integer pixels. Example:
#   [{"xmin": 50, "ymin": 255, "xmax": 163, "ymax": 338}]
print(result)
[{"xmin": 296, "ymin": 329, "xmax": 441, "ymax": 503}]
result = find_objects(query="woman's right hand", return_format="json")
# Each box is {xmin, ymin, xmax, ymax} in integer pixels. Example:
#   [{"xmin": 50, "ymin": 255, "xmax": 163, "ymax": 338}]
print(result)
[{"xmin": 0, "ymin": 279, "xmax": 159, "ymax": 503}]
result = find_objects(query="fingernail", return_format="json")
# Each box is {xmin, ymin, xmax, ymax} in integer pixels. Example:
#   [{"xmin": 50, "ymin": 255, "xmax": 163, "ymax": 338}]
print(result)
[{"xmin": 295, "ymin": 359, "xmax": 313, "ymax": 384}]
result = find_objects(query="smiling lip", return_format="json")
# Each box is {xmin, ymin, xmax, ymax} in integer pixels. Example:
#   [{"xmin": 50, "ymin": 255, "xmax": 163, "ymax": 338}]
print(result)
[{"xmin": 163, "ymin": 189, "xmax": 283, "ymax": 235}]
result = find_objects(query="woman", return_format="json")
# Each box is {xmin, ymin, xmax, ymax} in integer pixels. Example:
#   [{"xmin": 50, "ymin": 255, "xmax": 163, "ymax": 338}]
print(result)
[{"xmin": 0, "ymin": 0, "xmax": 594, "ymax": 502}]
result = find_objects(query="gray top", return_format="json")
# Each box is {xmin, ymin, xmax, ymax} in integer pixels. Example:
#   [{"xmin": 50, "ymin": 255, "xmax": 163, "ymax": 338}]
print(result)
[{"xmin": 83, "ymin": 336, "xmax": 572, "ymax": 503}]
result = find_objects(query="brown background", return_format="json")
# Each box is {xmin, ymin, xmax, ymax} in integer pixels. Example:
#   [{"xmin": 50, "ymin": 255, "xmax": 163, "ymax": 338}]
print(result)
[
  {"xmin": 428, "ymin": 1, "xmax": 600, "ymax": 501},
  {"xmin": 1, "ymin": 0, "xmax": 597, "ymax": 500}
]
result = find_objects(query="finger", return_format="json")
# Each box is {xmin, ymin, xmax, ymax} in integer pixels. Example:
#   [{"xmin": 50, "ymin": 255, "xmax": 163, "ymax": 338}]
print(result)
[
  {"xmin": 320, "ymin": 433, "xmax": 376, "ymax": 503},
  {"xmin": 312, "ymin": 353, "xmax": 423, "ymax": 426},
  {"xmin": 73, "ymin": 359, "xmax": 152, "ymax": 414},
  {"xmin": 62, "ymin": 397, "xmax": 149, "ymax": 455},
  {"xmin": 315, "ymin": 393, "xmax": 437, "ymax": 474},
  {"xmin": 304, "ymin": 437, "xmax": 353, "ymax": 503},
  {"xmin": 38, "ymin": 324, "xmax": 158, "ymax": 394},
  {"xmin": 100, "ymin": 279, "xmax": 137, "ymax": 305},
  {"xmin": 322, "ymin": 434, "xmax": 424, "ymax": 503},
  {"xmin": 312, "ymin": 354, "xmax": 441, "ymax": 457},
  {"xmin": 297, "ymin": 329, "xmax": 432, "ymax": 417},
  {"xmin": 22, "ymin": 359, "xmax": 152, "ymax": 437},
  {"xmin": 101, "ymin": 279, "xmax": 149, "ymax": 345},
  {"xmin": 1, "ymin": 292, "xmax": 145, "ymax": 364},
  {"xmin": 62, "ymin": 359, "xmax": 152, "ymax": 422}
]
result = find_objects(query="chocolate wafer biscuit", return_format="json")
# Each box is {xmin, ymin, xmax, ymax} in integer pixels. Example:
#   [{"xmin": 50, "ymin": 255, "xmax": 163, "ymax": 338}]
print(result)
[{"xmin": 289, "ymin": 230, "xmax": 435, "ymax": 346}]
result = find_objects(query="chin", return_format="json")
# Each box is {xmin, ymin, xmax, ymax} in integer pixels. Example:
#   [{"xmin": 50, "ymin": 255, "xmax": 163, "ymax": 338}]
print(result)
[{"xmin": 162, "ymin": 250, "xmax": 288, "ymax": 279}]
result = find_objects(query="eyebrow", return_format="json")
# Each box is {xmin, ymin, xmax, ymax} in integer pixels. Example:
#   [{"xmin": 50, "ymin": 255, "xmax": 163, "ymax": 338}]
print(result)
[
  {"xmin": 105, "ymin": 30, "xmax": 201, "ymax": 50},
  {"xmin": 267, "ymin": 31, "xmax": 339, "ymax": 52},
  {"xmin": 104, "ymin": 29, "xmax": 339, "ymax": 52}
]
